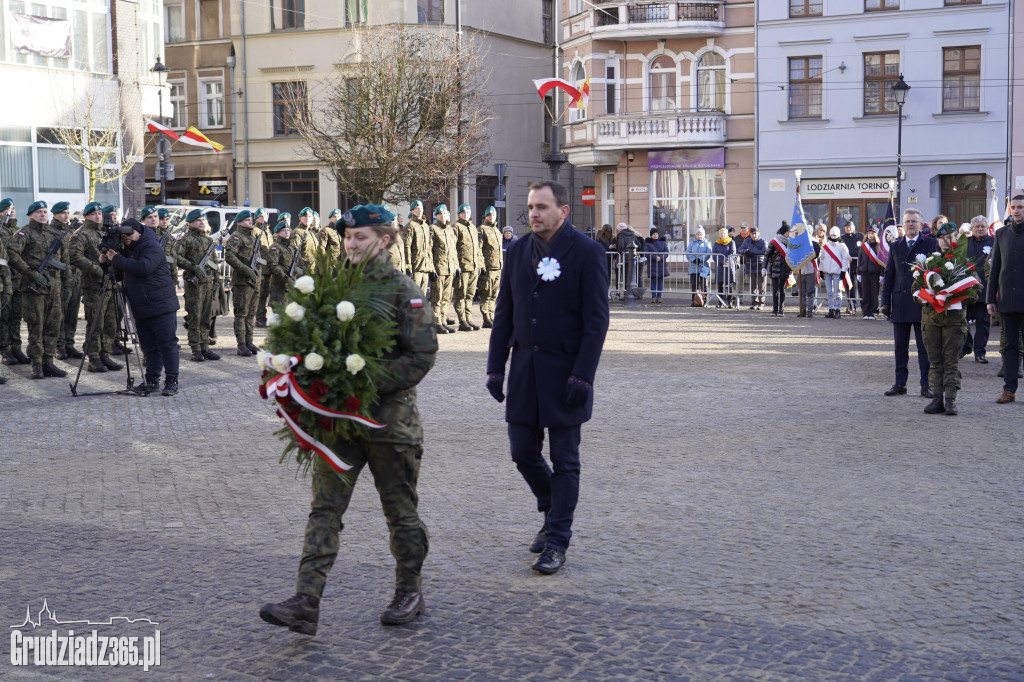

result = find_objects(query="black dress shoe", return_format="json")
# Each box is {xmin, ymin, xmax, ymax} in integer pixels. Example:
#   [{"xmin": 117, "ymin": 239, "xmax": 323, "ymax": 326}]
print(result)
[
  {"xmin": 260, "ymin": 594, "xmax": 320, "ymax": 635},
  {"xmin": 532, "ymin": 547, "xmax": 566, "ymax": 574},
  {"xmin": 923, "ymin": 396, "xmax": 946, "ymax": 414},
  {"xmin": 975, "ymin": 354, "xmax": 989, "ymax": 364},
  {"xmin": 380, "ymin": 590, "xmax": 425, "ymax": 625},
  {"xmin": 529, "ymin": 522, "xmax": 549, "ymax": 554},
  {"xmin": 884, "ymin": 384, "xmax": 907, "ymax": 396},
  {"xmin": 921, "ymin": 386, "xmax": 934, "ymax": 399},
  {"xmin": 944, "ymin": 398, "xmax": 958, "ymax": 415}
]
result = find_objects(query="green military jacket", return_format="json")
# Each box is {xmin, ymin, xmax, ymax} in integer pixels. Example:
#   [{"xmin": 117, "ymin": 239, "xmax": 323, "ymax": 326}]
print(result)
[
  {"xmin": 478, "ymin": 219, "xmax": 503, "ymax": 271},
  {"xmin": 255, "ymin": 221, "xmax": 275, "ymax": 273},
  {"xmin": 0, "ymin": 218, "xmax": 20, "ymax": 287},
  {"xmin": 69, "ymin": 220, "xmax": 107, "ymax": 290},
  {"xmin": 387, "ymin": 232, "xmax": 407, "ymax": 273},
  {"xmin": 454, "ymin": 218, "xmax": 483, "ymax": 271},
  {"xmin": 50, "ymin": 217, "xmax": 76, "ymax": 288},
  {"xmin": 224, "ymin": 224, "xmax": 260, "ymax": 286},
  {"xmin": 290, "ymin": 226, "xmax": 322, "ymax": 273},
  {"xmin": 152, "ymin": 224, "xmax": 179, "ymax": 285},
  {"xmin": 8, "ymin": 219, "xmax": 68, "ymax": 294},
  {"xmin": 430, "ymin": 221, "xmax": 458, "ymax": 276},
  {"xmin": 268, "ymin": 235, "xmax": 297, "ymax": 286},
  {"xmin": 0, "ymin": 238, "xmax": 12, "ymax": 294},
  {"xmin": 406, "ymin": 216, "xmax": 433, "ymax": 274},
  {"xmin": 319, "ymin": 226, "xmax": 343, "ymax": 260},
  {"xmin": 922, "ymin": 304, "xmax": 968, "ymax": 327},
  {"xmin": 176, "ymin": 227, "xmax": 216, "ymax": 284}
]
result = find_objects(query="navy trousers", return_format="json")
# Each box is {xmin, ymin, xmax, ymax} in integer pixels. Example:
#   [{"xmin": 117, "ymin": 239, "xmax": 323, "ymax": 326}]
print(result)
[
  {"xmin": 962, "ymin": 301, "xmax": 991, "ymax": 358},
  {"xmin": 893, "ymin": 321, "xmax": 930, "ymax": 388},
  {"xmin": 508, "ymin": 423, "xmax": 582, "ymax": 553},
  {"xmin": 137, "ymin": 311, "xmax": 180, "ymax": 380}
]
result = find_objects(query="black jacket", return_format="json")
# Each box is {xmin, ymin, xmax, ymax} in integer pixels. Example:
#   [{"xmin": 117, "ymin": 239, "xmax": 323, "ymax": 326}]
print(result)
[
  {"xmin": 966, "ymin": 234, "xmax": 994, "ymax": 300},
  {"xmin": 109, "ymin": 225, "xmax": 181, "ymax": 320},
  {"xmin": 987, "ymin": 221, "xmax": 1024, "ymax": 312},
  {"xmin": 881, "ymin": 234, "xmax": 939, "ymax": 323}
]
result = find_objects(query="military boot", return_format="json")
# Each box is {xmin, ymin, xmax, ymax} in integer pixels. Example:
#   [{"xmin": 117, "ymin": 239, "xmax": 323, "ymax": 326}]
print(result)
[
  {"xmin": 12, "ymin": 348, "xmax": 31, "ymax": 365},
  {"xmin": 246, "ymin": 341, "xmax": 260, "ymax": 354},
  {"xmin": 111, "ymin": 340, "xmax": 131, "ymax": 355},
  {"xmin": 30, "ymin": 362, "xmax": 44, "ymax": 379},
  {"xmin": 56, "ymin": 348, "xmax": 68, "ymax": 360},
  {"xmin": 465, "ymin": 316, "xmax": 481, "ymax": 331},
  {"xmin": 162, "ymin": 374, "xmax": 179, "ymax": 397},
  {"xmin": 201, "ymin": 347, "xmax": 221, "ymax": 361},
  {"xmin": 86, "ymin": 357, "xmax": 108, "ymax": 373},
  {"xmin": 190, "ymin": 350, "xmax": 206, "ymax": 362},
  {"xmin": 380, "ymin": 590, "xmax": 425, "ymax": 626},
  {"xmin": 435, "ymin": 324, "xmax": 450, "ymax": 335},
  {"xmin": 101, "ymin": 354, "xmax": 123, "ymax": 371},
  {"xmin": 65, "ymin": 346, "xmax": 84, "ymax": 359},
  {"xmin": 457, "ymin": 315, "xmax": 473, "ymax": 332},
  {"xmin": 1, "ymin": 350, "xmax": 18, "ymax": 365},
  {"xmin": 237, "ymin": 343, "xmax": 253, "ymax": 357},
  {"xmin": 255, "ymin": 318, "xmax": 268, "ymax": 328},
  {"xmin": 923, "ymin": 396, "xmax": 946, "ymax": 414},
  {"xmin": 482, "ymin": 314, "xmax": 493, "ymax": 329},
  {"xmin": 41, "ymin": 359, "xmax": 67, "ymax": 378},
  {"xmin": 259, "ymin": 594, "xmax": 320, "ymax": 635}
]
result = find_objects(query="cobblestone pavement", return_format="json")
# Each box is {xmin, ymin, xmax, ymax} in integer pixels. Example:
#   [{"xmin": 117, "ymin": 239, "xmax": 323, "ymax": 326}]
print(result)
[{"xmin": 2, "ymin": 300, "xmax": 1023, "ymax": 680}]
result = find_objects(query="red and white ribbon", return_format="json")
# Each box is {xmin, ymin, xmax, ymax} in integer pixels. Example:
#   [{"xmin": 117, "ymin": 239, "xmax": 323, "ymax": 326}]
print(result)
[
  {"xmin": 914, "ymin": 271, "xmax": 980, "ymax": 313},
  {"xmin": 261, "ymin": 355, "xmax": 385, "ymax": 475}
]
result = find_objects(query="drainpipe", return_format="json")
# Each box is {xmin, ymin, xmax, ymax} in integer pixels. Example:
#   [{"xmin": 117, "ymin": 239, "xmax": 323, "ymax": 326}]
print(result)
[{"xmin": 240, "ymin": 0, "xmax": 251, "ymax": 205}]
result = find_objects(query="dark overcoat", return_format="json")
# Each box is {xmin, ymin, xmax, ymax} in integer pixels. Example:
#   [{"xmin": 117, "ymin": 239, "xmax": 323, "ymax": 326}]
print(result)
[
  {"xmin": 109, "ymin": 225, "xmax": 181, "ymax": 320},
  {"xmin": 486, "ymin": 222, "xmax": 610, "ymax": 428},
  {"xmin": 987, "ymin": 221, "xmax": 1024, "ymax": 313},
  {"xmin": 881, "ymin": 234, "xmax": 939, "ymax": 324}
]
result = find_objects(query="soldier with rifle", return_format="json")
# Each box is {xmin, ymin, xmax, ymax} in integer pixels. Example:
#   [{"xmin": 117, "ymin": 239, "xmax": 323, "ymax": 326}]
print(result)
[
  {"xmin": 69, "ymin": 202, "xmax": 122, "ymax": 373},
  {"xmin": 0, "ymin": 198, "xmax": 30, "ymax": 365},
  {"xmin": 52, "ymin": 201, "xmax": 85, "ymax": 361},
  {"xmin": 224, "ymin": 209, "xmax": 264, "ymax": 357},
  {"xmin": 175, "ymin": 209, "xmax": 221, "ymax": 362},
  {"xmin": 267, "ymin": 221, "xmax": 296, "ymax": 309},
  {"xmin": 254, "ymin": 208, "xmax": 274, "ymax": 327}
]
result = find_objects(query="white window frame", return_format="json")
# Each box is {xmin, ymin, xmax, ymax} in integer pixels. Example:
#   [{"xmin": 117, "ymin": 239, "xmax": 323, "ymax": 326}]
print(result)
[
  {"xmin": 569, "ymin": 0, "xmax": 585, "ymax": 16},
  {"xmin": 199, "ymin": 76, "xmax": 225, "ymax": 129},
  {"xmin": 168, "ymin": 78, "xmax": 187, "ymax": 129},
  {"xmin": 605, "ymin": 59, "xmax": 619, "ymax": 116},
  {"xmin": 602, "ymin": 172, "xmax": 615, "ymax": 227},
  {"xmin": 647, "ymin": 54, "xmax": 678, "ymax": 112},
  {"xmin": 695, "ymin": 50, "xmax": 726, "ymax": 112},
  {"xmin": 570, "ymin": 61, "xmax": 587, "ymax": 123},
  {"xmin": 165, "ymin": 0, "xmax": 185, "ymax": 43}
]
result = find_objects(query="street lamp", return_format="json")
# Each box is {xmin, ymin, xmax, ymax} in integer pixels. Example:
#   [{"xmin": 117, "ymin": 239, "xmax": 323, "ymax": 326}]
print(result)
[
  {"xmin": 892, "ymin": 73, "xmax": 910, "ymax": 217},
  {"xmin": 151, "ymin": 57, "xmax": 170, "ymax": 204}
]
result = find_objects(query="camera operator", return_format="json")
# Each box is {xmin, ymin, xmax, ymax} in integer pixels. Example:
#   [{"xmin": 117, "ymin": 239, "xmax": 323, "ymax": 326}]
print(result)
[{"xmin": 98, "ymin": 218, "xmax": 181, "ymax": 396}]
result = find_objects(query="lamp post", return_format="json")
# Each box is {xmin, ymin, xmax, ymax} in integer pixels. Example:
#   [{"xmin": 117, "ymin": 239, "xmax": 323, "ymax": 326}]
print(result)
[
  {"xmin": 892, "ymin": 73, "xmax": 910, "ymax": 218},
  {"xmin": 151, "ymin": 57, "xmax": 170, "ymax": 204}
]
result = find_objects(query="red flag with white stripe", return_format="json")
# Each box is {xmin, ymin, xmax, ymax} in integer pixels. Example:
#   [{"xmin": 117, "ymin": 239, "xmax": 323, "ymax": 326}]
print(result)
[{"xmin": 146, "ymin": 118, "xmax": 179, "ymax": 140}]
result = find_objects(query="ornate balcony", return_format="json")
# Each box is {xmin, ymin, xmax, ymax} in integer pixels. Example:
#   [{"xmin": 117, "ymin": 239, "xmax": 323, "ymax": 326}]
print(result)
[
  {"xmin": 564, "ymin": 111, "xmax": 726, "ymax": 167},
  {"xmin": 591, "ymin": 1, "xmax": 724, "ymax": 40}
]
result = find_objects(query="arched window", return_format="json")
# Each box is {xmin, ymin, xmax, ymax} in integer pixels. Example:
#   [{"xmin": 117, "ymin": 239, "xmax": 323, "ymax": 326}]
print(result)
[
  {"xmin": 648, "ymin": 55, "xmax": 677, "ymax": 111},
  {"xmin": 696, "ymin": 52, "xmax": 725, "ymax": 111},
  {"xmin": 570, "ymin": 62, "xmax": 587, "ymax": 122}
]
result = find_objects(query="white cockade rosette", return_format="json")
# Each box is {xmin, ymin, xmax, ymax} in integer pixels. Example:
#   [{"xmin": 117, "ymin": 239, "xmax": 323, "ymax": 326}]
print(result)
[{"xmin": 537, "ymin": 256, "xmax": 561, "ymax": 282}]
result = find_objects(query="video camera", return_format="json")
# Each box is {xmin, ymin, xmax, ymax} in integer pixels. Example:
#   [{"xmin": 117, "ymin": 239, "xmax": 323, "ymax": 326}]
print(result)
[{"xmin": 100, "ymin": 214, "xmax": 135, "ymax": 253}]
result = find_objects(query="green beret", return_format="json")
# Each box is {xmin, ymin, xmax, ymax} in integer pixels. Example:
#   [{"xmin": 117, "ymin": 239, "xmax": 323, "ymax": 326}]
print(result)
[
  {"xmin": 410, "ymin": 200, "xmax": 423, "ymax": 210},
  {"xmin": 185, "ymin": 209, "xmax": 204, "ymax": 223},
  {"xmin": 0, "ymin": 198, "xmax": 12, "ymax": 212},
  {"xmin": 254, "ymin": 207, "xmax": 268, "ymax": 220},
  {"xmin": 51, "ymin": 201, "xmax": 71, "ymax": 214},
  {"xmin": 934, "ymin": 222, "xmax": 955, "ymax": 238},
  {"xmin": 234, "ymin": 209, "xmax": 253, "ymax": 224},
  {"xmin": 27, "ymin": 200, "xmax": 48, "ymax": 215},
  {"xmin": 328, "ymin": 208, "xmax": 341, "ymax": 219},
  {"xmin": 157, "ymin": 208, "xmax": 170, "ymax": 219},
  {"xmin": 483, "ymin": 206, "xmax": 496, "ymax": 218},
  {"xmin": 434, "ymin": 204, "xmax": 448, "ymax": 216},
  {"xmin": 278, "ymin": 212, "xmax": 291, "ymax": 223},
  {"xmin": 273, "ymin": 222, "xmax": 289, "ymax": 234},
  {"xmin": 340, "ymin": 204, "xmax": 396, "ymax": 228},
  {"xmin": 83, "ymin": 202, "xmax": 103, "ymax": 217},
  {"xmin": 102, "ymin": 205, "xmax": 117, "ymax": 214},
  {"xmin": 298, "ymin": 207, "xmax": 313, "ymax": 217},
  {"xmin": 139, "ymin": 205, "xmax": 157, "ymax": 219},
  {"xmin": 458, "ymin": 203, "xmax": 471, "ymax": 214}
]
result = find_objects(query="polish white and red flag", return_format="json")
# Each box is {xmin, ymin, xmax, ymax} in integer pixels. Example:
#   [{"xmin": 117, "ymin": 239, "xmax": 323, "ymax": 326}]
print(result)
[
  {"xmin": 532, "ymin": 78, "xmax": 583, "ymax": 107},
  {"xmin": 145, "ymin": 118, "xmax": 179, "ymax": 140},
  {"xmin": 988, "ymin": 190, "xmax": 1003, "ymax": 237}
]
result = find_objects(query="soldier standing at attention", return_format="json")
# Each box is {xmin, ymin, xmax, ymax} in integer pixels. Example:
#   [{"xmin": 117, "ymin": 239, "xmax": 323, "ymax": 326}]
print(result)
[
  {"xmin": 477, "ymin": 205, "xmax": 504, "ymax": 328},
  {"xmin": 69, "ymin": 202, "xmax": 121, "ymax": 373},
  {"xmin": 6, "ymin": 201, "xmax": 68, "ymax": 379},
  {"xmin": 224, "ymin": 209, "xmax": 262, "ymax": 357},
  {"xmin": 154, "ymin": 208, "xmax": 180, "ymax": 288},
  {"xmin": 253, "ymin": 208, "xmax": 274, "ymax": 327},
  {"xmin": 387, "ymin": 214, "xmax": 407, "ymax": 273},
  {"xmin": 1, "ymin": 198, "xmax": 30, "ymax": 365},
  {"xmin": 0, "ymin": 218, "xmax": 12, "ymax": 383},
  {"xmin": 921, "ymin": 222, "xmax": 968, "ymax": 416},
  {"xmin": 406, "ymin": 200, "xmax": 433, "ymax": 297},
  {"xmin": 291, "ymin": 208, "xmax": 322, "ymax": 273},
  {"xmin": 51, "ymin": 201, "xmax": 84, "ymax": 361},
  {"xmin": 326, "ymin": 208, "xmax": 344, "ymax": 239},
  {"xmin": 260, "ymin": 204, "xmax": 437, "ymax": 633},
  {"xmin": 266, "ymin": 222, "xmax": 295, "ymax": 309},
  {"xmin": 175, "ymin": 209, "xmax": 221, "ymax": 362},
  {"xmin": 453, "ymin": 203, "xmax": 482, "ymax": 331},
  {"xmin": 430, "ymin": 204, "xmax": 458, "ymax": 334},
  {"xmin": 318, "ymin": 210, "xmax": 343, "ymax": 260}
]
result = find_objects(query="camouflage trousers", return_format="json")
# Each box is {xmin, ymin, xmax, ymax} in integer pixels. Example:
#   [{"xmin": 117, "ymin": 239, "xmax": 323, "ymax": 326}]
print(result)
[
  {"xmin": 923, "ymin": 322, "xmax": 967, "ymax": 399},
  {"xmin": 183, "ymin": 280, "xmax": 215, "ymax": 351},
  {"xmin": 22, "ymin": 282, "xmax": 63, "ymax": 362},
  {"xmin": 1, "ymin": 288, "xmax": 23, "ymax": 351},
  {"xmin": 429, "ymin": 274, "xmax": 454, "ymax": 323},
  {"xmin": 58, "ymin": 275, "xmax": 81, "ymax": 349},
  {"xmin": 478, "ymin": 270, "xmax": 500, "ymax": 319},
  {"xmin": 256, "ymin": 274, "xmax": 272, "ymax": 322},
  {"xmin": 297, "ymin": 441, "xmax": 428, "ymax": 597},
  {"xmin": 453, "ymin": 270, "xmax": 479, "ymax": 322},
  {"xmin": 412, "ymin": 272, "xmax": 431, "ymax": 300},
  {"xmin": 268, "ymin": 284, "xmax": 288, "ymax": 310},
  {"xmin": 81, "ymin": 286, "xmax": 117, "ymax": 359},
  {"xmin": 232, "ymin": 284, "xmax": 259, "ymax": 344}
]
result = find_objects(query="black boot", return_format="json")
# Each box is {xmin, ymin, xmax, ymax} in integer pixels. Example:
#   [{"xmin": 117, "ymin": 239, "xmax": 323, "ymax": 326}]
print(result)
[
  {"xmin": 191, "ymin": 350, "xmax": 206, "ymax": 362},
  {"xmin": 41, "ymin": 360, "xmax": 67, "ymax": 378},
  {"xmin": 12, "ymin": 349, "xmax": 31, "ymax": 365},
  {"xmin": 825, "ymin": 309, "xmax": 835, "ymax": 319},
  {"xmin": 260, "ymin": 594, "xmax": 319, "ymax": 635},
  {"xmin": 380, "ymin": 590, "xmax": 425, "ymax": 625},
  {"xmin": 145, "ymin": 376, "xmax": 161, "ymax": 392},
  {"xmin": 65, "ymin": 346, "xmax": 84, "ymax": 359},
  {"xmin": 1, "ymin": 350, "xmax": 18, "ymax": 365},
  {"xmin": 237, "ymin": 343, "xmax": 253, "ymax": 357},
  {"xmin": 246, "ymin": 341, "xmax": 260, "ymax": 354},
  {"xmin": 56, "ymin": 348, "xmax": 68, "ymax": 360},
  {"xmin": 162, "ymin": 375, "xmax": 179, "ymax": 397},
  {"xmin": 435, "ymin": 324, "xmax": 449, "ymax": 335},
  {"xmin": 944, "ymin": 397, "xmax": 958, "ymax": 415},
  {"xmin": 923, "ymin": 396, "xmax": 946, "ymax": 414},
  {"xmin": 101, "ymin": 354, "xmax": 123, "ymax": 371},
  {"xmin": 30, "ymin": 362, "xmax": 44, "ymax": 379},
  {"xmin": 201, "ymin": 348, "xmax": 221, "ymax": 361},
  {"xmin": 86, "ymin": 357, "xmax": 108, "ymax": 373}
]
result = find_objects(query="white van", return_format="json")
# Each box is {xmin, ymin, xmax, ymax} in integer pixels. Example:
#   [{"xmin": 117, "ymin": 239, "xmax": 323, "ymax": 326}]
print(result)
[{"xmin": 157, "ymin": 201, "xmax": 279, "ymax": 243}]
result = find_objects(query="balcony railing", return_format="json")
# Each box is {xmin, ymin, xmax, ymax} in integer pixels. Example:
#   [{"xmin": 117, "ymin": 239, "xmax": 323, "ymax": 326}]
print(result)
[
  {"xmin": 590, "ymin": 2, "xmax": 724, "ymax": 39},
  {"xmin": 591, "ymin": 111, "xmax": 726, "ymax": 149},
  {"xmin": 680, "ymin": 2, "xmax": 720, "ymax": 21},
  {"xmin": 628, "ymin": 4, "xmax": 669, "ymax": 22}
]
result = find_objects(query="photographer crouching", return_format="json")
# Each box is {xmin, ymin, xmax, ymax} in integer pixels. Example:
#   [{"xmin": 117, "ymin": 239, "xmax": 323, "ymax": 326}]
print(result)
[{"xmin": 97, "ymin": 218, "xmax": 181, "ymax": 396}]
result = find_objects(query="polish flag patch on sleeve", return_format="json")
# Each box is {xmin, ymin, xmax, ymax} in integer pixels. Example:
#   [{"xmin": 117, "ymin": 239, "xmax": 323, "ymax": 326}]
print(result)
[{"xmin": 410, "ymin": 298, "xmax": 423, "ymax": 308}]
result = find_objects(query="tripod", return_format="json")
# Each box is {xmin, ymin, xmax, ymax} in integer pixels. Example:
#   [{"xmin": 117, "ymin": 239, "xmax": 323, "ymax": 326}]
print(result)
[{"xmin": 70, "ymin": 271, "xmax": 147, "ymax": 397}]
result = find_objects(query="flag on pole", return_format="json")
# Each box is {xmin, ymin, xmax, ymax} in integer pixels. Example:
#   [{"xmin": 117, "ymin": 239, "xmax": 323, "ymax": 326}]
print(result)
[
  {"xmin": 988, "ymin": 188, "xmax": 1003, "ymax": 237},
  {"xmin": 784, "ymin": 185, "xmax": 816, "ymax": 271},
  {"xmin": 573, "ymin": 77, "xmax": 590, "ymax": 110},
  {"xmin": 532, "ymin": 78, "xmax": 582, "ymax": 104},
  {"xmin": 878, "ymin": 192, "xmax": 897, "ymax": 265},
  {"xmin": 180, "ymin": 126, "xmax": 224, "ymax": 152},
  {"xmin": 146, "ymin": 118, "xmax": 179, "ymax": 140}
]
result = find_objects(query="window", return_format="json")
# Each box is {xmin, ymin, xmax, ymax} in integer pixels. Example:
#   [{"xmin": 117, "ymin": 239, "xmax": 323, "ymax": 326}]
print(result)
[
  {"xmin": 570, "ymin": 62, "xmax": 586, "ymax": 122},
  {"xmin": 790, "ymin": 0, "xmax": 822, "ymax": 17},
  {"xmin": 417, "ymin": 0, "xmax": 443, "ymax": 23},
  {"xmin": 606, "ymin": 64, "xmax": 617, "ymax": 115},
  {"xmin": 199, "ymin": 0, "xmax": 220, "ymax": 40},
  {"xmin": 345, "ymin": 0, "xmax": 368, "ymax": 25},
  {"xmin": 263, "ymin": 170, "xmax": 319, "ymax": 220},
  {"xmin": 0, "ymin": 144, "xmax": 33, "ymax": 212},
  {"xmin": 651, "ymin": 168, "xmax": 726, "ymax": 241},
  {"xmin": 603, "ymin": 172, "xmax": 615, "ymax": 227},
  {"xmin": 696, "ymin": 52, "xmax": 725, "ymax": 111},
  {"xmin": 38, "ymin": 148, "xmax": 85, "ymax": 193},
  {"xmin": 943, "ymin": 46, "xmax": 981, "ymax": 112},
  {"xmin": 165, "ymin": 1, "xmax": 185, "ymax": 43},
  {"xmin": 569, "ymin": 0, "xmax": 585, "ymax": 15},
  {"xmin": 788, "ymin": 56, "xmax": 823, "ymax": 119},
  {"xmin": 273, "ymin": 82, "xmax": 307, "ymax": 136},
  {"xmin": 271, "ymin": 0, "xmax": 304, "ymax": 30},
  {"xmin": 0, "ymin": 0, "xmax": 109, "ymax": 73},
  {"xmin": 168, "ymin": 80, "xmax": 186, "ymax": 128},
  {"xmin": 863, "ymin": 52, "xmax": 900, "ymax": 115},
  {"xmin": 200, "ymin": 78, "xmax": 225, "ymax": 128},
  {"xmin": 648, "ymin": 55, "xmax": 677, "ymax": 111},
  {"xmin": 865, "ymin": 0, "xmax": 899, "ymax": 10},
  {"xmin": 543, "ymin": 94, "xmax": 553, "ymax": 144},
  {"xmin": 542, "ymin": 0, "xmax": 553, "ymax": 44},
  {"xmin": 475, "ymin": 175, "xmax": 499, "ymax": 222}
]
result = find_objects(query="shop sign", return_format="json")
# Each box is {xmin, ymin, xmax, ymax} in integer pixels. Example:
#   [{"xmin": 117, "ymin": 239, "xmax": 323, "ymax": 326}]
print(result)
[
  {"xmin": 801, "ymin": 178, "xmax": 893, "ymax": 199},
  {"xmin": 647, "ymin": 147, "xmax": 725, "ymax": 171}
]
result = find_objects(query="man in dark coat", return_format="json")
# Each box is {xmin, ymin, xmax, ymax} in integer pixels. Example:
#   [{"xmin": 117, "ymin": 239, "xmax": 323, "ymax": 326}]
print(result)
[
  {"xmin": 101, "ymin": 219, "xmax": 181, "ymax": 395},
  {"xmin": 962, "ymin": 215, "xmax": 994, "ymax": 363},
  {"xmin": 485, "ymin": 181, "xmax": 610, "ymax": 575},
  {"xmin": 881, "ymin": 208, "xmax": 938, "ymax": 398},
  {"xmin": 987, "ymin": 195, "xmax": 1024, "ymax": 404}
]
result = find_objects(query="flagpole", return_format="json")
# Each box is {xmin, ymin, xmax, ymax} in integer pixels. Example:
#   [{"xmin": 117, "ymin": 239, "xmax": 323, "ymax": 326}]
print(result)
[{"xmin": 796, "ymin": 169, "xmax": 805, "ymax": 318}]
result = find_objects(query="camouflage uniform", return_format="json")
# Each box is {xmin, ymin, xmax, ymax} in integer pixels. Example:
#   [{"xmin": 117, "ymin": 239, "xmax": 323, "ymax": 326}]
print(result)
[
  {"xmin": 0, "ymin": 236, "xmax": 12, "ymax": 374},
  {"xmin": 296, "ymin": 250, "xmax": 438, "ymax": 599},
  {"xmin": 176, "ymin": 227, "xmax": 218, "ymax": 353},
  {"xmin": 477, "ymin": 218, "xmax": 504, "ymax": 325},
  {"xmin": 319, "ymin": 225, "xmax": 343, "ymax": 260},
  {"xmin": 0, "ymin": 215, "xmax": 25, "ymax": 358},
  {"xmin": 56, "ymin": 219, "xmax": 82, "ymax": 353},
  {"xmin": 387, "ymin": 232, "xmax": 407, "ymax": 273},
  {"xmin": 290, "ymin": 226, "xmax": 321, "ymax": 274},
  {"xmin": 922, "ymin": 305, "xmax": 967, "ymax": 400},
  {"xmin": 255, "ymin": 220, "xmax": 275, "ymax": 325},
  {"xmin": 7, "ymin": 219, "xmax": 66, "ymax": 364},
  {"xmin": 429, "ymin": 220, "xmax": 457, "ymax": 325},
  {"xmin": 69, "ymin": 220, "xmax": 117, "ymax": 360},
  {"xmin": 453, "ymin": 217, "xmax": 483, "ymax": 327},
  {"xmin": 224, "ymin": 224, "xmax": 262, "ymax": 350},
  {"xmin": 406, "ymin": 215, "xmax": 434, "ymax": 295},
  {"xmin": 267, "ymin": 235, "xmax": 296, "ymax": 309}
]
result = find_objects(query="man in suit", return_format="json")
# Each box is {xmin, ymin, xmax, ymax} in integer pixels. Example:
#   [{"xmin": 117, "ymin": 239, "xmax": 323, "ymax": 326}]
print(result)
[
  {"xmin": 485, "ymin": 181, "xmax": 610, "ymax": 575},
  {"xmin": 962, "ymin": 215, "xmax": 995, "ymax": 363},
  {"xmin": 881, "ymin": 208, "xmax": 938, "ymax": 398},
  {"xmin": 987, "ymin": 194, "xmax": 1024, "ymax": 404}
]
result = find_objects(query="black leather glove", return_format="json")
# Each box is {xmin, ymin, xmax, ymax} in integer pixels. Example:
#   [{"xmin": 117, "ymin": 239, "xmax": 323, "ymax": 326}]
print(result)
[
  {"xmin": 486, "ymin": 373, "xmax": 505, "ymax": 403},
  {"xmin": 881, "ymin": 305, "xmax": 891, "ymax": 318},
  {"xmin": 565, "ymin": 375, "xmax": 592, "ymax": 408}
]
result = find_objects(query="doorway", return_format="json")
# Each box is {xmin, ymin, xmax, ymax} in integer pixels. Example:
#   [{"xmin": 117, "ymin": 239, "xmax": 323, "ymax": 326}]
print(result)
[{"xmin": 940, "ymin": 174, "xmax": 987, "ymax": 227}]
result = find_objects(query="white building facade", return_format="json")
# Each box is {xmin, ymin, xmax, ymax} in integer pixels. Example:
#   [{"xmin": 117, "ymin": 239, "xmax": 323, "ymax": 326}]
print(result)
[{"xmin": 757, "ymin": 0, "xmax": 1010, "ymax": 231}]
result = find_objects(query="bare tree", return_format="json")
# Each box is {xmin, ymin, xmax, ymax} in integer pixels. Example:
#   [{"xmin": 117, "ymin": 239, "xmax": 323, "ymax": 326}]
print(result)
[
  {"xmin": 48, "ymin": 81, "xmax": 139, "ymax": 202},
  {"xmin": 292, "ymin": 25, "xmax": 493, "ymax": 205}
]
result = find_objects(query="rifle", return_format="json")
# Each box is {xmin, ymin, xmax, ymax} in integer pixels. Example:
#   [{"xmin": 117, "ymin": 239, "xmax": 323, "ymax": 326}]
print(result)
[
  {"xmin": 189, "ymin": 239, "xmax": 219, "ymax": 285},
  {"xmin": 28, "ymin": 219, "xmax": 78, "ymax": 293},
  {"xmin": 248, "ymin": 233, "xmax": 267, "ymax": 286},
  {"xmin": 287, "ymin": 233, "xmax": 307, "ymax": 281}
]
